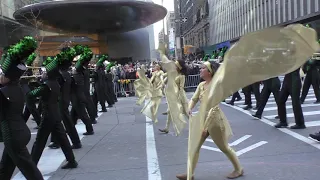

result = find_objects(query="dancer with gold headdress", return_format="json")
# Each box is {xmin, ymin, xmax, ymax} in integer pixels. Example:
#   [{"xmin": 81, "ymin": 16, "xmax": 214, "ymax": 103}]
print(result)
[{"xmin": 176, "ymin": 61, "xmax": 243, "ymax": 180}]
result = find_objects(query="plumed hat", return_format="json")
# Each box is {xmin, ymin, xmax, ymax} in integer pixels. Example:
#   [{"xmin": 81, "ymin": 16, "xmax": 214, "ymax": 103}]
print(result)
[
  {"xmin": 0, "ymin": 36, "xmax": 37, "ymax": 80},
  {"xmin": 96, "ymin": 54, "xmax": 108, "ymax": 67}
]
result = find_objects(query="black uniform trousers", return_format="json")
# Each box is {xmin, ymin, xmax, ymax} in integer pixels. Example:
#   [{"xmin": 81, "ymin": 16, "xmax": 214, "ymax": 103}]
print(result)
[
  {"xmin": 0, "ymin": 136, "xmax": 43, "ymax": 180},
  {"xmin": 23, "ymin": 96, "xmax": 41, "ymax": 126},
  {"xmin": 51, "ymin": 101, "xmax": 81, "ymax": 146},
  {"xmin": 255, "ymin": 79, "xmax": 280, "ymax": 116},
  {"xmin": 31, "ymin": 115, "xmax": 75, "ymax": 164},
  {"xmin": 277, "ymin": 78, "xmax": 305, "ymax": 125},
  {"xmin": 70, "ymin": 88, "xmax": 94, "ymax": 133},
  {"xmin": 301, "ymin": 69, "xmax": 320, "ymax": 102},
  {"xmin": 84, "ymin": 92, "xmax": 97, "ymax": 122},
  {"xmin": 0, "ymin": 90, "xmax": 43, "ymax": 180},
  {"xmin": 243, "ymin": 82, "xmax": 260, "ymax": 107},
  {"xmin": 229, "ymin": 91, "xmax": 241, "ymax": 103},
  {"xmin": 92, "ymin": 90, "xmax": 107, "ymax": 112}
]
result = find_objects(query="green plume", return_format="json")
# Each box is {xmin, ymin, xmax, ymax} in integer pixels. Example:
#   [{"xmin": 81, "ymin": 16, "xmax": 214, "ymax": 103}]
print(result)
[
  {"xmin": 26, "ymin": 52, "xmax": 37, "ymax": 66},
  {"xmin": 96, "ymin": 54, "xmax": 107, "ymax": 67},
  {"xmin": 203, "ymin": 54, "xmax": 210, "ymax": 61},
  {"xmin": 74, "ymin": 44, "xmax": 85, "ymax": 55},
  {"xmin": 106, "ymin": 61, "xmax": 116, "ymax": 71},
  {"xmin": 75, "ymin": 46, "xmax": 93, "ymax": 69},
  {"xmin": 43, "ymin": 57, "xmax": 53, "ymax": 66},
  {"xmin": 7, "ymin": 36, "xmax": 37, "ymax": 62},
  {"xmin": 1, "ymin": 36, "xmax": 37, "ymax": 74},
  {"xmin": 56, "ymin": 47, "xmax": 76, "ymax": 65}
]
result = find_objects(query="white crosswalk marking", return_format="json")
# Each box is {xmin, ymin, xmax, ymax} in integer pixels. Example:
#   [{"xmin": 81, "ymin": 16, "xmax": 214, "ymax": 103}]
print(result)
[{"xmin": 225, "ymin": 88, "xmax": 320, "ymax": 127}]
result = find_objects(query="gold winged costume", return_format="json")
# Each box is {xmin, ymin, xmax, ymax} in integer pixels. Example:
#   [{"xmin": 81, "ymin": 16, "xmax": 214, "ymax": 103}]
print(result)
[
  {"xmin": 183, "ymin": 24, "xmax": 320, "ymax": 180},
  {"xmin": 158, "ymin": 54, "xmax": 188, "ymax": 136},
  {"xmin": 135, "ymin": 64, "xmax": 164, "ymax": 123}
]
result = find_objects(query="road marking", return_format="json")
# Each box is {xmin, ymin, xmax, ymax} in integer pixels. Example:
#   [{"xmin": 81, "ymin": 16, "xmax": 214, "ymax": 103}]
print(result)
[
  {"xmin": 251, "ymin": 103, "xmax": 320, "ymax": 112},
  {"xmin": 290, "ymin": 120, "xmax": 320, "ymax": 127},
  {"xmin": 205, "ymin": 135, "xmax": 252, "ymax": 146},
  {"xmin": 233, "ymin": 97, "xmax": 317, "ymax": 105},
  {"xmin": 226, "ymin": 93, "xmax": 314, "ymax": 102},
  {"xmin": 203, "ymin": 135, "xmax": 267, "ymax": 156},
  {"xmin": 12, "ymin": 111, "xmax": 104, "ymax": 180},
  {"xmin": 264, "ymin": 110, "xmax": 320, "ymax": 119},
  {"xmin": 145, "ymin": 100, "xmax": 162, "ymax": 180},
  {"xmin": 236, "ymin": 141, "xmax": 268, "ymax": 156},
  {"xmin": 223, "ymin": 103, "xmax": 320, "ymax": 150}
]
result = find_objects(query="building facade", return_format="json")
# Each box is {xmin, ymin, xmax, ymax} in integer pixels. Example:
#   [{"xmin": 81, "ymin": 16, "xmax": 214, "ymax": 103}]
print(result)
[
  {"xmin": 183, "ymin": 0, "xmax": 210, "ymax": 49},
  {"xmin": 208, "ymin": 0, "xmax": 320, "ymax": 46},
  {"xmin": 166, "ymin": 11, "xmax": 175, "ymax": 58}
]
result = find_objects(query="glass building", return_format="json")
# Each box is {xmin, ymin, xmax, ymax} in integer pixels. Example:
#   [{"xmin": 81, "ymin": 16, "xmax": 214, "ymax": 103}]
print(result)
[{"xmin": 208, "ymin": 0, "xmax": 320, "ymax": 46}]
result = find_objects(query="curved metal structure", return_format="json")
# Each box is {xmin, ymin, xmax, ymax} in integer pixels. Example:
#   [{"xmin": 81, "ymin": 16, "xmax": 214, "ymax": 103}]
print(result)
[{"xmin": 13, "ymin": 0, "xmax": 167, "ymax": 34}]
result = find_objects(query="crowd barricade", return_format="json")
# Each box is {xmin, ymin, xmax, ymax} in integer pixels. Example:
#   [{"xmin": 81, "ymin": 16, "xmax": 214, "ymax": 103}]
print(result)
[{"xmin": 113, "ymin": 74, "xmax": 201, "ymax": 97}]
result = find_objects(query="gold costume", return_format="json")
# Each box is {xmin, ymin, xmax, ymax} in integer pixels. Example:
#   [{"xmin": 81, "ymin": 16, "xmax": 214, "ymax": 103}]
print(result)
[
  {"xmin": 186, "ymin": 24, "xmax": 319, "ymax": 180},
  {"xmin": 163, "ymin": 74, "xmax": 188, "ymax": 133},
  {"xmin": 160, "ymin": 55, "xmax": 188, "ymax": 135},
  {"xmin": 187, "ymin": 82, "xmax": 240, "ymax": 177},
  {"xmin": 138, "ymin": 69, "xmax": 164, "ymax": 123}
]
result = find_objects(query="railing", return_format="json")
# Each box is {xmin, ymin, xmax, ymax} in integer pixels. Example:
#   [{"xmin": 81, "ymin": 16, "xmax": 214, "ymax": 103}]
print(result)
[{"xmin": 113, "ymin": 74, "xmax": 201, "ymax": 97}]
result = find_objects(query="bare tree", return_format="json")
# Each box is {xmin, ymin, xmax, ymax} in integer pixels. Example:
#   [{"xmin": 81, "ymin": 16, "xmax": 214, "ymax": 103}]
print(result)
[{"xmin": 1, "ymin": 0, "xmax": 76, "ymax": 65}]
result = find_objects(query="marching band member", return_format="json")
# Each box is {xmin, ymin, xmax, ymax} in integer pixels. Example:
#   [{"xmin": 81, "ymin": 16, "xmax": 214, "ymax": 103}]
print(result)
[
  {"xmin": 21, "ymin": 53, "xmax": 42, "ymax": 128},
  {"xmin": 70, "ymin": 45, "xmax": 94, "ymax": 134},
  {"xmin": 83, "ymin": 54, "xmax": 98, "ymax": 124},
  {"xmin": 0, "ymin": 36, "xmax": 43, "ymax": 180},
  {"xmin": 93, "ymin": 55, "xmax": 108, "ymax": 112},
  {"xmin": 29, "ymin": 50, "xmax": 78, "ymax": 169},
  {"xmin": 176, "ymin": 61, "xmax": 243, "ymax": 180},
  {"xmin": 48, "ymin": 47, "xmax": 82, "ymax": 149}
]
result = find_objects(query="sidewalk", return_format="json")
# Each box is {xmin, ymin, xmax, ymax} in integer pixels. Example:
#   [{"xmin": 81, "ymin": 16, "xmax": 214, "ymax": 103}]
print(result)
[{"xmin": 49, "ymin": 97, "xmax": 149, "ymax": 180}]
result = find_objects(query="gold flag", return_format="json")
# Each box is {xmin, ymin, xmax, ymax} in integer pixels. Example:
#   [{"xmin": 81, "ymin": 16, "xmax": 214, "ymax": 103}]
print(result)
[{"xmin": 187, "ymin": 24, "xmax": 320, "ymax": 179}]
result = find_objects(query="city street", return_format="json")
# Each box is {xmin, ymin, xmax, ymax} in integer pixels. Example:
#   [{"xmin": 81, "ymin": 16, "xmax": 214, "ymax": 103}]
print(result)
[{"xmin": 3, "ymin": 90, "xmax": 320, "ymax": 180}]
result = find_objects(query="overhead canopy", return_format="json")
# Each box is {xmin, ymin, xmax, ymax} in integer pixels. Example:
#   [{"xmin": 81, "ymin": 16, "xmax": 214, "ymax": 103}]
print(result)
[{"xmin": 13, "ymin": 0, "xmax": 167, "ymax": 34}]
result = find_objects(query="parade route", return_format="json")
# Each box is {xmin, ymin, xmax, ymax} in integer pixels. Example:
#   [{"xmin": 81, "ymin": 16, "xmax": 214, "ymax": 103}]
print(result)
[{"xmin": 2, "ymin": 90, "xmax": 320, "ymax": 180}]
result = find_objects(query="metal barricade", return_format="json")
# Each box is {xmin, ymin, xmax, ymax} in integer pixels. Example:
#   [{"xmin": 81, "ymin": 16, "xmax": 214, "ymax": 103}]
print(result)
[
  {"xmin": 114, "ymin": 79, "xmax": 136, "ymax": 97},
  {"xmin": 113, "ymin": 74, "xmax": 202, "ymax": 97}
]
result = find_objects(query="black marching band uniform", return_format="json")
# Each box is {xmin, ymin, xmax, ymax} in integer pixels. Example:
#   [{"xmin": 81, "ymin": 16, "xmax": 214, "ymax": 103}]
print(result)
[
  {"xmin": 0, "ymin": 37, "xmax": 43, "ymax": 180},
  {"xmin": 93, "ymin": 55, "xmax": 108, "ymax": 112},
  {"xmin": 252, "ymin": 77, "xmax": 281, "ymax": 119},
  {"xmin": 70, "ymin": 45, "xmax": 94, "ymax": 135},
  {"xmin": 275, "ymin": 69, "xmax": 306, "ymax": 129},
  {"xmin": 0, "ymin": 38, "xmax": 117, "ymax": 179},
  {"xmin": 300, "ymin": 58, "xmax": 320, "ymax": 104},
  {"xmin": 28, "ymin": 48, "xmax": 78, "ymax": 169},
  {"xmin": 21, "ymin": 53, "xmax": 42, "ymax": 128}
]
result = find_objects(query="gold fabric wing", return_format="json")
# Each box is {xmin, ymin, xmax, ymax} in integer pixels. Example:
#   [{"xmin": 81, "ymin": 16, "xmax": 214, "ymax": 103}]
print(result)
[
  {"xmin": 140, "ymin": 72, "xmax": 163, "ymax": 123},
  {"xmin": 160, "ymin": 54, "xmax": 187, "ymax": 136},
  {"xmin": 187, "ymin": 24, "xmax": 320, "ymax": 180},
  {"xmin": 134, "ymin": 69, "xmax": 152, "ymax": 105}
]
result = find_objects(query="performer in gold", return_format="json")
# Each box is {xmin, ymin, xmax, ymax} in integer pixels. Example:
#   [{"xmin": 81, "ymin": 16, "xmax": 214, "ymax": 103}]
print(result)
[
  {"xmin": 159, "ymin": 60, "xmax": 188, "ymax": 133},
  {"xmin": 150, "ymin": 64, "xmax": 164, "ymax": 87},
  {"xmin": 176, "ymin": 61, "xmax": 243, "ymax": 180}
]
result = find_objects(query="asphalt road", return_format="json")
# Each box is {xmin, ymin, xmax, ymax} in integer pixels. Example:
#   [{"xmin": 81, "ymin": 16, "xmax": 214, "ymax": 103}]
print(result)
[{"xmin": 2, "ymin": 88, "xmax": 320, "ymax": 180}]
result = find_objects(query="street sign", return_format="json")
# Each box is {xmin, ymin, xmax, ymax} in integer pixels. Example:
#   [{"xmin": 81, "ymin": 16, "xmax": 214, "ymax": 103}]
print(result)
[{"xmin": 202, "ymin": 135, "xmax": 268, "ymax": 156}]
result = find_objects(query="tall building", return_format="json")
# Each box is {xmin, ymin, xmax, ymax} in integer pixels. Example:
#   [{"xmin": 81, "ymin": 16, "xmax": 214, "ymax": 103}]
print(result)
[
  {"xmin": 166, "ymin": 11, "xmax": 175, "ymax": 58},
  {"xmin": 174, "ymin": 0, "xmax": 210, "ymax": 57},
  {"xmin": 183, "ymin": 0, "xmax": 210, "ymax": 49},
  {"xmin": 208, "ymin": 0, "xmax": 320, "ymax": 48}
]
